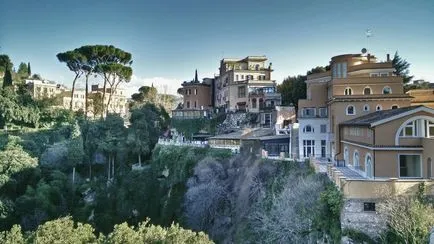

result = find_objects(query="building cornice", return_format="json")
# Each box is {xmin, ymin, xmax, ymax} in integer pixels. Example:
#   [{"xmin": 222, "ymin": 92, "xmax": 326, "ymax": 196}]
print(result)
[{"xmin": 341, "ymin": 140, "xmax": 423, "ymax": 151}]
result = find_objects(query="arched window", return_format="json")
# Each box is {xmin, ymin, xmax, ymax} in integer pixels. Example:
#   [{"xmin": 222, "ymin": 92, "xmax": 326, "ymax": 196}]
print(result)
[
  {"xmin": 344, "ymin": 147, "xmax": 349, "ymax": 164},
  {"xmin": 363, "ymin": 87, "xmax": 372, "ymax": 95},
  {"xmin": 346, "ymin": 105, "xmax": 355, "ymax": 115},
  {"xmin": 344, "ymin": 87, "xmax": 353, "ymax": 95},
  {"xmin": 391, "ymin": 104, "xmax": 399, "ymax": 109},
  {"xmin": 255, "ymin": 64, "xmax": 260, "ymax": 71},
  {"xmin": 383, "ymin": 86, "xmax": 392, "ymax": 94},
  {"xmin": 353, "ymin": 151, "xmax": 360, "ymax": 169},
  {"xmin": 396, "ymin": 118, "xmax": 434, "ymax": 145},
  {"xmin": 303, "ymin": 125, "xmax": 314, "ymax": 133},
  {"xmin": 366, "ymin": 154, "xmax": 373, "ymax": 178},
  {"xmin": 252, "ymin": 98, "xmax": 257, "ymax": 108},
  {"xmin": 376, "ymin": 104, "xmax": 382, "ymax": 111},
  {"xmin": 363, "ymin": 104, "xmax": 370, "ymax": 112}
]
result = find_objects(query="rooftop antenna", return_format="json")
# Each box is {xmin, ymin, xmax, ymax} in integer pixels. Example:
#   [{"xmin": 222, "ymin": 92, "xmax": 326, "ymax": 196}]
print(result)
[{"xmin": 365, "ymin": 28, "xmax": 373, "ymax": 54}]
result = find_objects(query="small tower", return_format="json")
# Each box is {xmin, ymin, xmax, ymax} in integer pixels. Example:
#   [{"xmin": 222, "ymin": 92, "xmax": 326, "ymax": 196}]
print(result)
[{"xmin": 194, "ymin": 69, "xmax": 199, "ymax": 83}]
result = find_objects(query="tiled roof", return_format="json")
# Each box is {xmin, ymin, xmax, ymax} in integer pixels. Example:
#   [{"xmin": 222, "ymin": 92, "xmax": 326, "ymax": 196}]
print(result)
[{"xmin": 340, "ymin": 105, "xmax": 424, "ymax": 126}]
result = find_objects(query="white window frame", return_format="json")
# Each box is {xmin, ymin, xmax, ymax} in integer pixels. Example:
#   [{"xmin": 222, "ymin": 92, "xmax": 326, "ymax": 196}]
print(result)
[
  {"xmin": 365, "ymin": 153, "xmax": 373, "ymax": 178},
  {"xmin": 344, "ymin": 146, "xmax": 349, "ymax": 165},
  {"xmin": 383, "ymin": 86, "xmax": 392, "ymax": 94},
  {"xmin": 344, "ymin": 87, "xmax": 353, "ymax": 95},
  {"xmin": 363, "ymin": 104, "xmax": 370, "ymax": 112},
  {"xmin": 302, "ymin": 108, "xmax": 316, "ymax": 117},
  {"xmin": 428, "ymin": 120, "xmax": 434, "ymax": 138},
  {"xmin": 320, "ymin": 124, "xmax": 327, "ymax": 133},
  {"xmin": 319, "ymin": 107, "xmax": 328, "ymax": 117},
  {"xmin": 353, "ymin": 150, "xmax": 360, "ymax": 169},
  {"xmin": 303, "ymin": 140, "xmax": 315, "ymax": 158},
  {"xmin": 303, "ymin": 125, "xmax": 314, "ymax": 133},
  {"xmin": 346, "ymin": 105, "xmax": 356, "ymax": 115},
  {"xmin": 363, "ymin": 86, "xmax": 372, "ymax": 95},
  {"xmin": 399, "ymin": 121, "xmax": 418, "ymax": 137},
  {"xmin": 376, "ymin": 104, "xmax": 382, "ymax": 111},
  {"xmin": 398, "ymin": 154, "xmax": 422, "ymax": 179}
]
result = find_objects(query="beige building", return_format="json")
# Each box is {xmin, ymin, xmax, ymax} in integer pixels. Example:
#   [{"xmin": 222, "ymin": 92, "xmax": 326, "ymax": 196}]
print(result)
[
  {"xmin": 407, "ymin": 89, "xmax": 434, "ymax": 109},
  {"xmin": 177, "ymin": 71, "xmax": 213, "ymax": 110},
  {"xmin": 173, "ymin": 71, "xmax": 214, "ymax": 119},
  {"xmin": 62, "ymin": 89, "xmax": 95, "ymax": 117},
  {"xmin": 26, "ymin": 79, "xmax": 67, "ymax": 99},
  {"xmin": 215, "ymin": 56, "xmax": 281, "ymax": 112},
  {"xmin": 303, "ymin": 51, "xmax": 434, "ymax": 238},
  {"xmin": 298, "ymin": 52, "xmax": 412, "ymax": 160},
  {"xmin": 91, "ymin": 84, "xmax": 128, "ymax": 118}
]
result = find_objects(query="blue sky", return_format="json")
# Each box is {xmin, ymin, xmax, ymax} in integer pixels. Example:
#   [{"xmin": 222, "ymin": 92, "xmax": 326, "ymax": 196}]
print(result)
[{"xmin": 1, "ymin": 0, "xmax": 434, "ymax": 96}]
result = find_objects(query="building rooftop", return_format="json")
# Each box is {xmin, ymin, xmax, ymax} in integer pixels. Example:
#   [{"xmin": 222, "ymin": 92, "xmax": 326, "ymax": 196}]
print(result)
[
  {"xmin": 209, "ymin": 128, "xmax": 274, "ymax": 140},
  {"xmin": 407, "ymin": 89, "xmax": 434, "ymax": 102},
  {"xmin": 340, "ymin": 105, "xmax": 425, "ymax": 126}
]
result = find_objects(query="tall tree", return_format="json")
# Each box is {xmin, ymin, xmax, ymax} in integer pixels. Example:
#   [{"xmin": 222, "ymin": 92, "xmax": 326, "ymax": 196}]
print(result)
[
  {"xmin": 31, "ymin": 74, "xmax": 42, "ymax": 80},
  {"xmin": 277, "ymin": 75, "xmax": 306, "ymax": 114},
  {"xmin": 27, "ymin": 62, "xmax": 31, "ymax": 76},
  {"xmin": 392, "ymin": 51, "xmax": 413, "ymax": 84},
  {"xmin": 56, "ymin": 51, "xmax": 85, "ymax": 110},
  {"xmin": 2, "ymin": 68, "xmax": 13, "ymax": 88},
  {"xmin": 0, "ymin": 55, "xmax": 13, "ymax": 74},
  {"xmin": 97, "ymin": 114, "xmax": 126, "ymax": 181},
  {"xmin": 126, "ymin": 103, "xmax": 166, "ymax": 166},
  {"xmin": 75, "ymin": 45, "xmax": 100, "ymax": 117},
  {"xmin": 17, "ymin": 62, "xmax": 28, "ymax": 79},
  {"xmin": 94, "ymin": 45, "xmax": 132, "ymax": 118}
]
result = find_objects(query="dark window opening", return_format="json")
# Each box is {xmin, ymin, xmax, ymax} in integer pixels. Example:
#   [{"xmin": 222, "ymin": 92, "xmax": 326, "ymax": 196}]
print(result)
[{"xmin": 363, "ymin": 202, "xmax": 376, "ymax": 212}]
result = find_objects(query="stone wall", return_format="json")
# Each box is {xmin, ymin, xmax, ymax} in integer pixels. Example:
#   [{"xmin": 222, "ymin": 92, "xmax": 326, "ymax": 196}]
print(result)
[
  {"xmin": 217, "ymin": 112, "xmax": 249, "ymax": 134},
  {"xmin": 341, "ymin": 199, "xmax": 386, "ymax": 238}
]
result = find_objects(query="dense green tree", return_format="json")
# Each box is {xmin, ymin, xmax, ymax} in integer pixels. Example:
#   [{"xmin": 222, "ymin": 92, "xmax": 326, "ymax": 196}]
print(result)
[
  {"xmin": 17, "ymin": 63, "xmax": 29, "ymax": 80},
  {"xmin": 392, "ymin": 51, "xmax": 413, "ymax": 84},
  {"xmin": 277, "ymin": 75, "xmax": 306, "ymax": 114},
  {"xmin": 31, "ymin": 74, "xmax": 42, "ymax": 80},
  {"xmin": 307, "ymin": 66, "xmax": 328, "ymax": 75},
  {"xmin": 0, "ymin": 87, "xmax": 40, "ymax": 129},
  {"xmin": 127, "ymin": 103, "xmax": 166, "ymax": 165},
  {"xmin": 67, "ymin": 122, "xmax": 84, "ymax": 177},
  {"xmin": 56, "ymin": 50, "xmax": 85, "ymax": 110},
  {"xmin": 0, "ymin": 225, "xmax": 25, "ymax": 244},
  {"xmin": 33, "ymin": 217, "xmax": 98, "ymax": 243},
  {"xmin": 97, "ymin": 114, "xmax": 126, "ymax": 180},
  {"xmin": 0, "ymin": 55, "xmax": 13, "ymax": 73},
  {"xmin": 93, "ymin": 45, "xmax": 133, "ymax": 118},
  {"xmin": 88, "ymin": 92, "xmax": 104, "ymax": 119},
  {"xmin": 131, "ymin": 86, "xmax": 158, "ymax": 104},
  {"xmin": 1, "ymin": 217, "xmax": 212, "ymax": 244},
  {"xmin": 2, "ymin": 68, "xmax": 13, "ymax": 88},
  {"xmin": 0, "ymin": 137, "xmax": 38, "ymax": 188},
  {"xmin": 27, "ymin": 63, "xmax": 31, "ymax": 77}
]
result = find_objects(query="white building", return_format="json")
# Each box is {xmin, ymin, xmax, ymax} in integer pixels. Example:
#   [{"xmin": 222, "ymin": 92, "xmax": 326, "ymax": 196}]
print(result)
[{"xmin": 298, "ymin": 75, "xmax": 331, "ymax": 160}]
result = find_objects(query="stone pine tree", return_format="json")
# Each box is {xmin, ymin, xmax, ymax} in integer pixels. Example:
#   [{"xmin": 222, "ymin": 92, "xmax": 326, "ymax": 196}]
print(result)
[
  {"xmin": 56, "ymin": 50, "xmax": 85, "ymax": 110},
  {"xmin": 2, "ymin": 68, "xmax": 13, "ymax": 88},
  {"xmin": 94, "ymin": 45, "xmax": 133, "ymax": 118},
  {"xmin": 392, "ymin": 51, "xmax": 413, "ymax": 84}
]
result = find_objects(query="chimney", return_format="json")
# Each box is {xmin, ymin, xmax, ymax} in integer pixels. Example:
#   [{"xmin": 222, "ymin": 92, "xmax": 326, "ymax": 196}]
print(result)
[{"xmin": 387, "ymin": 54, "xmax": 390, "ymax": 62}]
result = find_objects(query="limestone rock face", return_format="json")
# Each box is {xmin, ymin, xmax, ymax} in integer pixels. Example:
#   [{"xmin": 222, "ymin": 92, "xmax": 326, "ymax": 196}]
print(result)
[{"xmin": 340, "ymin": 199, "xmax": 386, "ymax": 239}]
